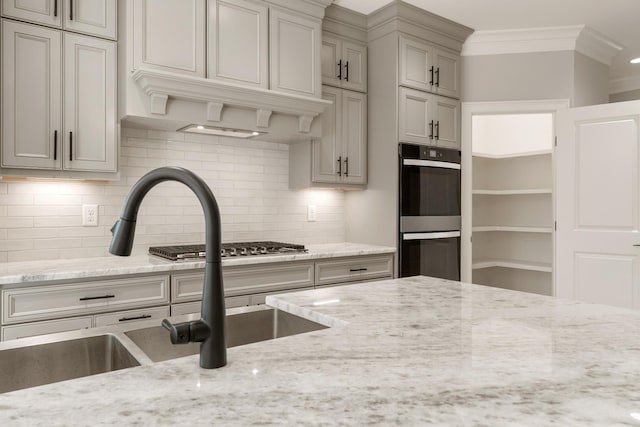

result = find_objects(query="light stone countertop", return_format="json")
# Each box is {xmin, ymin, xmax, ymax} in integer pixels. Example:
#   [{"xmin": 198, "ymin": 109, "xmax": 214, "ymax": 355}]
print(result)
[
  {"xmin": 0, "ymin": 242, "xmax": 395, "ymax": 285},
  {"xmin": 2, "ymin": 275, "xmax": 640, "ymax": 425}
]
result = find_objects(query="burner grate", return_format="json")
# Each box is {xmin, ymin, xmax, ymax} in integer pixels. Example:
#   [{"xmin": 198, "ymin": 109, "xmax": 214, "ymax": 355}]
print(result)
[{"xmin": 149, "ymin": 241, "xmax": 306, "ymax": 261}]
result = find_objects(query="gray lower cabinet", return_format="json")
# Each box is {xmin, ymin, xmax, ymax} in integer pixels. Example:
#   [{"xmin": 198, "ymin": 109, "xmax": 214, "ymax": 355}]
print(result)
[{"xmin": 0, "ymin": 254, "xmax": 394, "ymax": 341}]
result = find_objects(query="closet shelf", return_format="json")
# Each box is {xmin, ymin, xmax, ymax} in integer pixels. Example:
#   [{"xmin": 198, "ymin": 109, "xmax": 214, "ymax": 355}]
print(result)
[
  {"xmin": 472, "ymin": 188, "xmax": 552, "ymax": 195},
  {"xmin": 472, "ymin": 149, "xmax": 553, "ymax": 159},
  {"xmin": 472, "ymin": 258, "xmax": 552, "ymax": 273},
  {"xmin": 472, "ymin": 226, "xmax": 553, "ymax": 233}
]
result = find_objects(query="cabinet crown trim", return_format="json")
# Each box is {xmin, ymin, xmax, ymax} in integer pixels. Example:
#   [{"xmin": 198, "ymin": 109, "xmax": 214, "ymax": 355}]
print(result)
[{"xmin": 132, "ymin": 68, "xmax": 331, "ymax": 133}]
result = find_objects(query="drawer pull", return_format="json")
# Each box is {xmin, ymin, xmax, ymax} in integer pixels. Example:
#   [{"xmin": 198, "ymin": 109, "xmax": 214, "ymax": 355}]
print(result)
[
  {"xmin": 119, "ymin": 314, "xmax": 152, "ymax": 322},
  {"xmin": 79, "ymin": 294, "xmax": 115, "ymax": 301},
  {"xmin": 349, "ymin": 268, "xmax": 368, "ymax": 272}
]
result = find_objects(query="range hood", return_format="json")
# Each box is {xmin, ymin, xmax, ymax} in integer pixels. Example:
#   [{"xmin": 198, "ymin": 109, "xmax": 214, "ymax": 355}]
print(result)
[{"xmin": 120, "ymin": 68, "xmax": 331, "ymax": 143}]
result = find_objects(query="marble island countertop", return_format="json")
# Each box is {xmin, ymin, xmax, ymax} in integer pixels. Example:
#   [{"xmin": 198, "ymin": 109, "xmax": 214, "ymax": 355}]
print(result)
[
  {"xmin": 0, "ymin": 242, "xmax": 395, "ymax": 285},
  {"xmin": 2, "ymin": 276, "xmax": 640, "ymax": 425}
]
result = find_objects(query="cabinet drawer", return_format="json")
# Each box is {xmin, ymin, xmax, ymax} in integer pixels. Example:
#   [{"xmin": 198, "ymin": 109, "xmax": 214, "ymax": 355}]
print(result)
[
  {"xmin": 93, "ymin": 306, "xmax": 170, "ymax": 328},
  {"xmin": 171, "ymin": 262, "xmax": 314, "ymax": 302},
  {"xmin": 2, "ymin": 275, "xmax": 170, "ymax": 324},
  {"xmin": 171, "ymin": 295, "xmax": 252, "ymax": 317},
  {"xmin": 1, "ymin": 316, "xmax": 92, "ymax": 341},
  {"xmin": 315, "ymin": 255, "xmax": 394, "ymax": 286}
]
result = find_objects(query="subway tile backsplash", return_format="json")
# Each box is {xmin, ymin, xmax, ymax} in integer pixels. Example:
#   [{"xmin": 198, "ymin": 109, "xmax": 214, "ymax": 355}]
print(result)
[{"xmin": 0, "ymin": 128, "xmax": 346, "ymax": 262}]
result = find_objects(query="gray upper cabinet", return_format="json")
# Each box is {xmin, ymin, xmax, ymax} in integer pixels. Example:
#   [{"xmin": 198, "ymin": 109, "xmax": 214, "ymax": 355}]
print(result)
[
  {"xmin": 1, "ymin": 20, "xmax": 117, "ymax": 172},
  {"xmin": 321, "ymin": 33, "xmax": 367, "ymax": 93},
  {"xmin": 399, "ymin": 34, "xmax": 460, "ymax": 99},
  {"xmin": 1, "ymin": 0, "xmax": 117, "ymax": 39},
  {"xmin": 269, "ymin": 7, "xmax": 322, "ymax": 98},
  {"xmin": 133, "ymin": 0, "xmax": 206, "ymax": 76},
  {"xmin": 207, "ymin": 0, "xmax": 268, "ymax": 87}
]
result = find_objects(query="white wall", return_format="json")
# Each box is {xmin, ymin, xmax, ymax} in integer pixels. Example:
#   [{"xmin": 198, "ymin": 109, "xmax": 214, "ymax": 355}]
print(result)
[
  {"xmin": 573, "ymin": 52, "xmax": 610, "ymax": 107},
  {"xmin": 0, "ymin": 128, "xmax": 346, "ymax": 262},
  {"xmin": 610, "ymin": 89, "xmax": 640, "ymax": 103},
  {"xmin": 471, "ymin": 113, "xmax": 553, "ymax": 156}
]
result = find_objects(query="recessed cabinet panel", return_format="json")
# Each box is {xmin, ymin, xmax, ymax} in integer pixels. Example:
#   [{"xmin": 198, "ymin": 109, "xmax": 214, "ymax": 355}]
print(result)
[
  {"xmin": 434, "ymin": 48, "xmax": 459, "ymax": 99},
  {"xmin": 1, "ymin": 0, "xmax": 61, "ymax": 27},
  {"xmin": 341, "ymin": 40, "xmax": 366, "ymax": 92},
  {"xmin": 63, "ymin": 0, "xmax": 116, "ymax": 39},
  {"xmin": 342, "ymin": 91, "xmax": 367, "ymax": 184},
  {"xmin": 313, "ymin": 87, "xmax": 340, "ymax": 182},
  {"xmin": 134, "ymin": 0, "xmax": 205, "ymax": 76},
  {"xmin": 433, "ymin": 97, "xmax": 459, "ymax": 149},
  {"xmin": 321, "ymin": 34, "xmax": 341, "ymax": 88},
  {"xmin": 208, "ymin": 0, "xmax": 267, "ymax": 87},
  {"xmin": 399, "ymin": 35, "xmax": 432, "ymax": 92},
  {"xmin": 1, "ymin": 20, "xmax": 61, "ymax": 169},
  {"xmin": 63, "ymin": 33, "xmax": 116, "ymax": 172},
  {"xmin": 270, "ymin": 8, "xmax": 320, "ymax": 97},
  {"xmin": 398, "ymin": 87, "xmax": 431, "ymax": 144}
]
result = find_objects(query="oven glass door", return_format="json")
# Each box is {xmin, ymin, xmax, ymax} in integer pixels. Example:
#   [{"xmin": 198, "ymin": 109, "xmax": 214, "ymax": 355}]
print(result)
[
  {"xmin": 400, "ymin": 231, "xmax": 460, "ymax": 280},
  {"xmin": 401, "ymin": 159, "xmax": 461, "ymax": 217}
]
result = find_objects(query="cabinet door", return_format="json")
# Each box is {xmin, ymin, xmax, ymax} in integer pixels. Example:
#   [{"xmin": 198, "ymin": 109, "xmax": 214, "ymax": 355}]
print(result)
[
  {"xmin": 341, "ymin": 40, "xmax": 366, "ymax": 93},
  {"xmin": 1, "ymin": 20, "xmax": 62, "ymax": 170},
  {"xmin": 1, "ymin": 0, "xmax": 61, "ymax": 27},
  {"xmin": 312, "ymin": 86, "xmax": 340, "ymax": 183},
  {"xmin": 398, "ymin": 87, "xmax": 433, "ymax": 145},
  {"xmin": 399, "ymin": 34, "xmax": 434, "ymax": 92},
  {"xmin": 269, "ymin": 8, "xmax": 321, "ymax": 97},
  {"xmin": 63, "ymin": 0, "xmax": 116, "ymax": 39},
  {"xmin": 342, "ymin": 90, "xmax": 367, "ymax": 184},
  {"xmin": 2, "ymin": 316, "xmax": 92, "ymax": 341},
  {"xmin": 433, "ymin": 48, "xmax": 459, "ymax": 99},
  {"xmin": 63, "ymin": 33, "xmax": 117, "ymax": 172},
  {"xmin": 433, "ymin": 96, "xmax": 460, "ymax": 149},
  {"xmin": 133, "ymin": 0, "xmax": 205, "ymax": 76},
  {"xmin": 208, "ymin": 0, "xmax": 267, "ymax": 87},
  {"xmin": 321, "ymin": 34, "xmax": 341, "ymax": 88}
]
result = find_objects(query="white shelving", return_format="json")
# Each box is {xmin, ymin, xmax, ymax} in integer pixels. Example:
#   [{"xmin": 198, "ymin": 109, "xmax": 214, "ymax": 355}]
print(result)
[{"xmin": 470, "ymin": 113, "xmax": 554, "ymax": 296}]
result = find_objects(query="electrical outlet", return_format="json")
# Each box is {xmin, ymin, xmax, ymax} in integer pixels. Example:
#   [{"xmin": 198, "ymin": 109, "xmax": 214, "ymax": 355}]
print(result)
[
  {"xmin": 82, "ymin": 204, "xmax": 99, "ymax": 227},
  {"xmin": 307, "ymin": 205, "xmax": 317, "ymax": 222}
]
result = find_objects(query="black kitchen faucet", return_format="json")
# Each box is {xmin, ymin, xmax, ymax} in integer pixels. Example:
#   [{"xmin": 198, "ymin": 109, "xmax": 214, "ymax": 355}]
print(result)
[{"xmin": 108, "ymin": 167, "xmax": 226, "ymax": 369}]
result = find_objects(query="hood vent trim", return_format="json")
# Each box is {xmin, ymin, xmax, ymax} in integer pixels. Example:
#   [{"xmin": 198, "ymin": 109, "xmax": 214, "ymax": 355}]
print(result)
[{"xmin": 132, "ymin": 68, "xmax": 331, "ymax": 133}]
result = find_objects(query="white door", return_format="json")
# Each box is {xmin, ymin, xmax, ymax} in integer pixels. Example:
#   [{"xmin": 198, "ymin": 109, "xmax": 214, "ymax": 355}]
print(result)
[
  {"xmin": 1, "ymin": 20, "xmax": 62, "ymax": 169},
  {"xmin": 63, "ymin": 0, "xmax": 117, "ymax": 39},
  {"xmin": 2, "ymin": 0, "xmax": 61, "ymax": 27},
  {"xmin": 208, "ymin": 0, "xmax": 267, "ymax": 87},
  {"xmin": 556, "ymin": 100, "xmax": 640, "ymax": 309},
  {"xmin": 63, "ymin": 33, "xmax": 117, "ymax": 172}
]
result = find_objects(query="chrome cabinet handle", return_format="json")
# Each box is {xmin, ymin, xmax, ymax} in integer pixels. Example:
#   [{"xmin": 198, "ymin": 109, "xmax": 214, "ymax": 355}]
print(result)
[
  {"xmin": 337, "ymin": 156, "xmax": 342, "ymax": 176},
  {"xmin": 344, "ymin": 157, "xmax": 349, "ymax": 177}
]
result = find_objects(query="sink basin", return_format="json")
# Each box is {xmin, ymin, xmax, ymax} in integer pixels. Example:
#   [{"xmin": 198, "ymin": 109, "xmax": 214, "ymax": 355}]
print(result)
[
  {"xmin": 125, "ymin": 305, "xmax": 328, "ymax": 363},
  {"xmin": 0, "ymin": 334, "xmax": 140, "ymax": 394}
]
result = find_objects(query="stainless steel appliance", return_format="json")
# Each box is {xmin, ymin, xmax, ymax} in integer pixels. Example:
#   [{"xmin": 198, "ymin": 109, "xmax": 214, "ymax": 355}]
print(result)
[
  {"xmin": 149, "ymin": 241, "xmax": 307, "ymax": 261},
  {"xmin": 398, "ymin": 143, "xmax": 461, "ymax": 280}
]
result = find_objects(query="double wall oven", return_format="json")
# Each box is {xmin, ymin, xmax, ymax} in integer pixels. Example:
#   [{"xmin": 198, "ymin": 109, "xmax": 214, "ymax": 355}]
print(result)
[{"xmin": 399, "ymin": 143, "xmax": 461, "ymax": 280}]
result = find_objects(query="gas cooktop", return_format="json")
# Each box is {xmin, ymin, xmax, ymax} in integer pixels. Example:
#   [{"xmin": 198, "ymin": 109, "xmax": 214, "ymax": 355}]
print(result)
[{"xmin": 149, "ymin": 241, "xmax": 307, "ymax": 261}]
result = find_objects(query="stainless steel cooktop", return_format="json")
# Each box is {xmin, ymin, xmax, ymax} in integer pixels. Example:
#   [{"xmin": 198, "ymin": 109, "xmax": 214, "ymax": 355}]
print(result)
[{"xmin": 148, "ymin": 241, "xmax": 307, "ymax": 261}]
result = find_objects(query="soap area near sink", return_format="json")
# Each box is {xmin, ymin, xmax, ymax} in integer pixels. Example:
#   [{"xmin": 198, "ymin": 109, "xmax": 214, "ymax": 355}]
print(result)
[{"xmin": 0, "ymin": 305, "xmax": 330, "ymax": 394}]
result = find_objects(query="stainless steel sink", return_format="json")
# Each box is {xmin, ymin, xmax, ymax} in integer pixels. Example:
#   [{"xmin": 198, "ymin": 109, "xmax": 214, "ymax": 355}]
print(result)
[
  {"xmin": 125, "ymin": 305, "xmax": 328, "ymax": 363},
  {"xmin": 0, "ymin": 334, "xmax": 140, "ymax": 394}
]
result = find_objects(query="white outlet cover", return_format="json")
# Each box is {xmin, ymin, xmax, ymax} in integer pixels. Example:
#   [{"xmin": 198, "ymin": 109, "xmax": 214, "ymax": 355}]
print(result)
[
  {"xmin": 307, "ymin": 205, "xmax": 317, "ymax": 222},
  {"xmin": 82, "ymin": 204, "xmax": 99, "ymax": 227}
]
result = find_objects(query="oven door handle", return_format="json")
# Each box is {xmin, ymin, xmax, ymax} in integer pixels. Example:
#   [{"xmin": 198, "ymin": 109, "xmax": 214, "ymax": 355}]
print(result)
[
  {"xmin": 402, "ymin": 159, "xmax": 461, "ymax": 170},
  {"xmin": 403, "ymin": 231, "xmax": 461, "ymax": 240}
]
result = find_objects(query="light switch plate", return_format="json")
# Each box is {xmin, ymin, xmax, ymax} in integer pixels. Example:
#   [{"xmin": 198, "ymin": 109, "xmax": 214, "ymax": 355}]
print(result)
[{"xmin": 82, "ymin": 204, "xmax": 99, "ymax": 227}]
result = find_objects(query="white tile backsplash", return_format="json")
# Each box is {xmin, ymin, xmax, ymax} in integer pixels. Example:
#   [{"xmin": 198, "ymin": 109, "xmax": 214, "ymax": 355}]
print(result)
[{"xmin": 0, "ymin": 129, "xmax": 346, "ymax": 262}]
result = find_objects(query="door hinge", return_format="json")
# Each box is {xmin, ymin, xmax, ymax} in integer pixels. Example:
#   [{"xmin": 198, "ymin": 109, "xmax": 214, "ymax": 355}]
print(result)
[
  {"xmin": 555, "ymin": 136, "xmax": 558, "ymax": 147},
  {"xmin": 554, "ymin": 221, "xmax": 557, "ymax": 231}
]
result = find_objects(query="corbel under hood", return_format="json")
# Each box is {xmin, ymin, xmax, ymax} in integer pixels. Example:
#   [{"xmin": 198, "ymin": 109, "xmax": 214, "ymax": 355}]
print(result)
[{"xmin": 121, "ymin": 68, "xmax": 331, "ymax": 143}]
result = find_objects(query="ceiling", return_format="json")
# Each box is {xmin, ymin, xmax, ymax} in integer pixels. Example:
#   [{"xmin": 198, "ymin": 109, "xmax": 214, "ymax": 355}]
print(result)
[{"xmin": 333, "ymin": 0, "xmax": 640, "ymax": 92}]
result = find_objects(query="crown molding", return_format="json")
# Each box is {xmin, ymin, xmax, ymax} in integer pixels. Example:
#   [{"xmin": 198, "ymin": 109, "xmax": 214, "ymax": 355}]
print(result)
[
  {"xmin": 462, "ymin": 25, "xmax": 623, "ymax": 66},
  {"xmin": 609, "ymin": 75, "xmax": 640, "ymax": 94}
]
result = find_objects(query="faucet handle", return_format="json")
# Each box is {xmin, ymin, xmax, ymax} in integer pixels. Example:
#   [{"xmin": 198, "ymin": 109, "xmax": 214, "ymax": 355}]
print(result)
[{"xmin": 162, "ymin": 318, "xmax": 210, "ymax": 344}]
